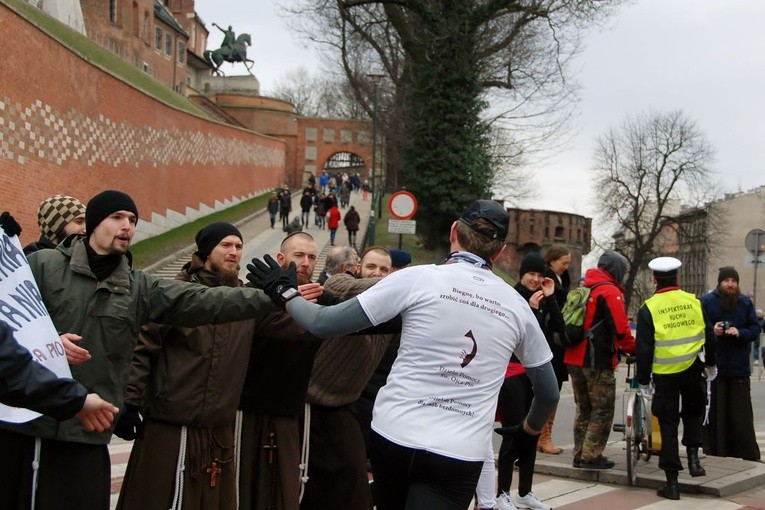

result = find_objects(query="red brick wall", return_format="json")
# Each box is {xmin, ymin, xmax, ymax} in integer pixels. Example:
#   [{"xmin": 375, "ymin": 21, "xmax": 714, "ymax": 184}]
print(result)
[
  {"xmin": 296, "ymin": 118, "xmax": 372, "ymax": 187},
  {"xmin": 0, "ymin": 2, "xmax": 285, "ymax": 241}
]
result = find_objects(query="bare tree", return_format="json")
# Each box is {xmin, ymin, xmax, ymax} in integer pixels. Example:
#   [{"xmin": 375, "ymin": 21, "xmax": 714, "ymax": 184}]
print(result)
[
  {"xmin": 593, "ymin": 109, "xmax": 720, "ymax": 308},
  {"xmin": 281, "ymin": 0, "xmax": 623, "ymax": 248},
  {"xmin": 269, "ymin": 66, "xmax": 367, "ymax": 119}
]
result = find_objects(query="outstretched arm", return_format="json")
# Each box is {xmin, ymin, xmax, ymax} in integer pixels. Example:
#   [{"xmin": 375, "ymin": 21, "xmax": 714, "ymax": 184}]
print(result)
[
  {"xmin": 0, "ymin": 323, "xmax": 117, "ymax": 425},
  {"xmin": 76, "ymin": 394, "xmax": 119, "ymax": 432},
  {"xmin": 287, "ymin": 297, "xmax": 373, "ymax": 338}
]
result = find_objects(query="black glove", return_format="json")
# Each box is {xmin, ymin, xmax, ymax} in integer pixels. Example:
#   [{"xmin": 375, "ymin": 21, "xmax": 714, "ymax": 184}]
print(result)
[
  {"xmin": 0, "ymin": 211, "xmax": 22, "ymax": 237},
  {"xmin": 113, "ymin": 404, "xmax": 144, "ymax": 440},
  {"xmin": 495, "ymin": 423, "xmax": 539, "ymax": 465},
  {"xmin": 246, "ymin": 254, "xmax": 298, "ymax": 308}
]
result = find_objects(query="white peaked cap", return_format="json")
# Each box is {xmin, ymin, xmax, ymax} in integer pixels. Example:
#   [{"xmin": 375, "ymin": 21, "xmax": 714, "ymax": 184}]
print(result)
[{"xmin": 648, "ymin": 256, "xmax": 682, "ymax": 274}]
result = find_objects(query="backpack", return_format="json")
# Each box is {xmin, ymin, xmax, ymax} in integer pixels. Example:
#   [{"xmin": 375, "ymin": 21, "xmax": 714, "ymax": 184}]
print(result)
[{"xmin": 560, "ymin": 282, "xmax": 611, "ymax": 348}]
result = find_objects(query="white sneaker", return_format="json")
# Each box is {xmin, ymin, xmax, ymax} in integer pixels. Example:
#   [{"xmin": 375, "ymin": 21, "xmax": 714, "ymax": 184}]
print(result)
[
  {"xmin": 496, "ymin": 491, "xmax": 518, "ymax": 510},
  {"xmin": 514, "ymin": 491, "xmax": 551, "ymax": 510}
]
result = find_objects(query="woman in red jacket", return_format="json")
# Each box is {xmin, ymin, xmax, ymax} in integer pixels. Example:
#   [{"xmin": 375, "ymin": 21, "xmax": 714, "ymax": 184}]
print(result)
[{"xmin": 327, "ymin": 204, "xmax": 342, "ymax": 246}]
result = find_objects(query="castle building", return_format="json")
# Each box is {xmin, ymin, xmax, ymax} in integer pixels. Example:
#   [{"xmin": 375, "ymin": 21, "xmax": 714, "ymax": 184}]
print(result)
[{"xmin": 496, "ymin": 207, "xmax": 592, "ymax": 283}]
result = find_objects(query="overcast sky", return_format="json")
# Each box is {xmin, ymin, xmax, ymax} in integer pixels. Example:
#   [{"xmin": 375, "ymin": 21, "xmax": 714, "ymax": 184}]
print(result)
[{"xmin": 196, "ymin": 0, "xmax": 765, "ymax": 222}]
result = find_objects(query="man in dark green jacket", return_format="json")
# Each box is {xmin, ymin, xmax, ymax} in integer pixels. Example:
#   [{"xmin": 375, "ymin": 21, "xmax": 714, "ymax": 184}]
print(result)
[{"xmin": 0, "ymin": 190, "xmax": 276, "ymax": 510}]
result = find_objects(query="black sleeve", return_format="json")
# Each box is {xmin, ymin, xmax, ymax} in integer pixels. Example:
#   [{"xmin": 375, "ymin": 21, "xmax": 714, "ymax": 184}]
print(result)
[
  {"xmin": 0, "ymin": 323, "xmax": 87, "ymax": 420},
  {"xmin": 543, "ymin": 296, "xmax": 565, "ymax": 336},
  {"xmin": 635, "ymin": 305, "xmax": 654, "ymax": 385}
]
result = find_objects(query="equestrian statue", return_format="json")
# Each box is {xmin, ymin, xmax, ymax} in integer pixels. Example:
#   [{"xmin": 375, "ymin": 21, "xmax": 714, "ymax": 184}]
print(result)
[{"xmin": 204, "ymin": 23, "xmax": 254, "ymax": 76}]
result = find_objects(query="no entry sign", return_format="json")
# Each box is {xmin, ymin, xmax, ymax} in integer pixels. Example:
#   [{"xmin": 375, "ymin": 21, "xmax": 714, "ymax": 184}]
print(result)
[{"xmin": 389, "ymin": 191, "xmax": 418, "ymax": 220}]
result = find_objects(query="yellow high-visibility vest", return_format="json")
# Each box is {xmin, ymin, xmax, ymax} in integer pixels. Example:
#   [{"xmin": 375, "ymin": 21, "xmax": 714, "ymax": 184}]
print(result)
[{"xmin": 644, "ymin": 289, "xmax": 705, "ymax": 374}]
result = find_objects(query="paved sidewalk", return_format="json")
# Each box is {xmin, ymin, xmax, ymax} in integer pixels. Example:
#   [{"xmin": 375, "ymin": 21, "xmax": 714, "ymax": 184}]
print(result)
[
  {"xmin": 534, "ymin": 420, "xmax": 765, "ymax": 498},
  {"xmin": 237, "ymin": 190, "xmax": 372, "ymax": 282},
  {"xmin": 144, "ymin": 189, "xmax": 373, "ymax": 281}
]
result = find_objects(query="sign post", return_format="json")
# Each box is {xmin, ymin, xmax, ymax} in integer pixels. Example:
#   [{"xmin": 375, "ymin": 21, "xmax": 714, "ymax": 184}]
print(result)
[
  {"xmin": 745, "ymin": 228, "xmax": 765, "ymax": 307},
  {"xmin": 388, "ymin": 191, "xmax": 418, "ymax": 249}
]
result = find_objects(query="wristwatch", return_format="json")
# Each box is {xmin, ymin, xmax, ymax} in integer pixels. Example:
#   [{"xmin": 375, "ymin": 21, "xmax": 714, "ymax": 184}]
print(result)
[{"xmin": 277, "ymin": 285, "xmax": 300, "ymax": 304}]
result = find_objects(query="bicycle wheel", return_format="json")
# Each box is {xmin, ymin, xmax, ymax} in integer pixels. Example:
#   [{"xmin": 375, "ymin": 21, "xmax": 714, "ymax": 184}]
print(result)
[{"xmin": 626, "ymin": 396, "xmax": 642, "ymax": 486}]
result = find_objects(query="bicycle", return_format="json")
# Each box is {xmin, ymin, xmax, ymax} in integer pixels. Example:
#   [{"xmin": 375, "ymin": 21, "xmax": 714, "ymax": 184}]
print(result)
[{"xmin": 612, "ymin": 356, "xmax": 653, "ymax": 486}]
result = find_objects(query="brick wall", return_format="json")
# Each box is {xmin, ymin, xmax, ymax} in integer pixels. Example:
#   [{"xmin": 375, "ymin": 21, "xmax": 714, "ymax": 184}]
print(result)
[
  {"xmin": 494, "ymin": 208, "xmax": 593, "ymax": 282},
  {"xmin": 0, "ymin": 2, "xmax": 285, "ymax": 243},
  {"xmin": 296, "ymin": 118, "xmax": 372, "ymax": 188}
]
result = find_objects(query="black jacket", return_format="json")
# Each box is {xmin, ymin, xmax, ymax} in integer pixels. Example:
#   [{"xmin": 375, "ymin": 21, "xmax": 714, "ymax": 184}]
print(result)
[
  {"xmin": 0, "ymin": 321, "xmax": 87, "ymax": 420},
  {"xmin": 23, "ymin": 235, "xmax": 56, "ymax": 256},
  {"xmin": 513, "ymin": 283, "xmax": 567, "ymax": 383}
]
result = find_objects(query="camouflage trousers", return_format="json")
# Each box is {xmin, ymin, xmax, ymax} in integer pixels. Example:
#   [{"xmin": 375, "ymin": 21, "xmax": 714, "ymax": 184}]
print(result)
[{"xmin": 568, "ymin": 365, "xmax": 615, "ymax": 462}]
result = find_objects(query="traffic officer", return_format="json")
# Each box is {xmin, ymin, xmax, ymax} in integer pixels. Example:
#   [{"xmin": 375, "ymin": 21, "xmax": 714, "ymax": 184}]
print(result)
[{"xmin": 635, "ymin": 257, "xmax": 717, "ymax": 500}]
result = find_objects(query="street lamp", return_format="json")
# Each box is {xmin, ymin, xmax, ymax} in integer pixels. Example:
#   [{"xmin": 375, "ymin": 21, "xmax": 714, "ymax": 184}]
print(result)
[{"xmin": 367, "ymin": 72, "xmax": 383, "ymax": 245}]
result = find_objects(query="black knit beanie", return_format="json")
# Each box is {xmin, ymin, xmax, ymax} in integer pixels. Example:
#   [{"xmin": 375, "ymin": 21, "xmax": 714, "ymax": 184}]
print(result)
[
  {"xmin": 519, "ymin": 252, "xmax": 546, "ymax": 277},
  {"xmin": 718, "ymin": 266, "xmax": 739, "ymax": 284},
  {"xmin": 195, "ymin": 222, "xmax": 242, "ymax": 261},
  {"xmin": 86, "ymin": 190, "xmax": 139, "ymax": 234}
]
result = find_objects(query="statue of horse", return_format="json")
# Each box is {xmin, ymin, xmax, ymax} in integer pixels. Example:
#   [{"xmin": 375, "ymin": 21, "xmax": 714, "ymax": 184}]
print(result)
[{"xmin": 203, "ymin": 33, "xmax": 254, "ymax": 76}]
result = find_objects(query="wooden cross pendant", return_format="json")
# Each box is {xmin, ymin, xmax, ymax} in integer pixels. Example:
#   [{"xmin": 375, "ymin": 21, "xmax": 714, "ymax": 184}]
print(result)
[
  {"xmin": 263, "ymin": 431, "xmax": 278, "ymax": 465},
  {"xmin": 206, "ymin": 460, "xmax": 222, "ymax": 487}
]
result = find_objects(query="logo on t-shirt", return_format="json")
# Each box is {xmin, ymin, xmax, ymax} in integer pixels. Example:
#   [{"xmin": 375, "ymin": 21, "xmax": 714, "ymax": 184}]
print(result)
[{"xmin": 460, "ymin": 330, "xmax": 477, "ymax": 368}]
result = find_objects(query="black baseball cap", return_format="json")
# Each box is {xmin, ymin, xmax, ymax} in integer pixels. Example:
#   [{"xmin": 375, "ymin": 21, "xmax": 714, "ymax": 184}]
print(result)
[{"xmin": 459, "ymin": 200, "xmax": 509, "ymax": 240}]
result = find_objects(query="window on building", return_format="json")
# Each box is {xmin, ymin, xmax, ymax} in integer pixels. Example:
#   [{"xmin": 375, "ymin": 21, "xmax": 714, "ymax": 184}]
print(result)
[
  {"xmin": 165, "ymin": 33, "xmax": 173, "ymax": 56},
  {"xmin": 109, "ymin": 0, "xmax": 118, "ymax": 24},
  {"xmin": 177, "ymin": 41, "xmax": 186, "ymax": 63},
  {"xmin": 143, "ymin": 11, "xmax": 149, "ymax": 40},
  {"xmin": 155, "ymin": 27, "xmax": 163, "ymax": 50},
  {"xmin": 554, "ymin": 226, "xmax": 565, "ymax": 240},
  {"xmin": 132, "ymin": 2, "xmax": 139, "ymax": 36}
]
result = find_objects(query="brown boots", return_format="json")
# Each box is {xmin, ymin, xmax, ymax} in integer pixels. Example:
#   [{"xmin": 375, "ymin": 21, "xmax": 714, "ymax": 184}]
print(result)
[{"xmin": 537, "ymin": 410, "xmax": 563, "ymax": 454}]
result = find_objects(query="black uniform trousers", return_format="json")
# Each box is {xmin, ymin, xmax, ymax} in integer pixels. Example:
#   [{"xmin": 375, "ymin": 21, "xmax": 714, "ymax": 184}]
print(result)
[{"xmin": 651, "ymin": 360, "xmax": 706, "ymax": 472}]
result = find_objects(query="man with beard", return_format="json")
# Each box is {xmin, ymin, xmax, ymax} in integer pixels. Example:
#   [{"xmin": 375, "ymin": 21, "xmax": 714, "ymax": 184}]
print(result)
[
  {"xmin": 117, "ymin": 222, "xmax": 260, "ymax": 510},
  {"xmin": 0, "ymin": 191, "xmax": 276, "ymax": 510},
  {"xmin": 700, "ymin": 266, "xmax": 761, "ymax": 461},
  {"xmin": 300, "ymin": 246, "xmax": 394, "ymax": 510},
  {"xmin": 238, "ymin": 232, "xmax": 321, "ymax": 510},
  {"xmin": 239, "ymin": 238, "xmax": 399, "ymax": 510}
]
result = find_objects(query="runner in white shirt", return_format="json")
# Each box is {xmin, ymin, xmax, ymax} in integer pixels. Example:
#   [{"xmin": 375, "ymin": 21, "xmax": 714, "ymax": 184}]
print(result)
[{"xmin": 248, "ymin": 200, "xmax": 560, "ymax": 510}]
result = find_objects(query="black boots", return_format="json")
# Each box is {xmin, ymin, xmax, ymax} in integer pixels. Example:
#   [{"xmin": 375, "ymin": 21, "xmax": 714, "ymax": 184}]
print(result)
[
  {"xmin": 657, "ymin": 470, "xmax": 680, "ymax": 500},
  {"xmin": 687, "ymin": 447, "xmax": 706, "ymax": 477}
]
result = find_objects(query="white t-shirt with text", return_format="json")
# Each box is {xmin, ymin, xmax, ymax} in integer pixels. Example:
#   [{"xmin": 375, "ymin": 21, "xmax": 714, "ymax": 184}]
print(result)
[{"xmin": 356, "ymin": 262, "xmax": 552, "ymax": 461}]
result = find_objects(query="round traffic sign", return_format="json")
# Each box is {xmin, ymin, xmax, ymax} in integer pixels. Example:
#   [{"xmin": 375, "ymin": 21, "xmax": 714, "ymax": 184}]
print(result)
[
  {"xmin": 389, "ymin": 191, "xmax": 418, "ymax": 220},
  {"xmin": 745, "ymin": 229, "xmax": 765, "ymax": 255}
]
